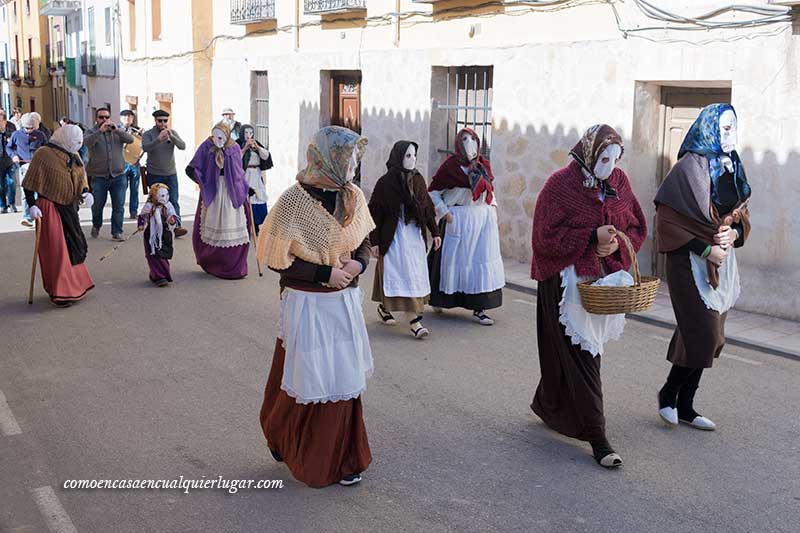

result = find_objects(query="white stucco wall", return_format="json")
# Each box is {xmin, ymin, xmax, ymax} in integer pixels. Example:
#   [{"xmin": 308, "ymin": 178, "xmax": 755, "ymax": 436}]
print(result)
[{"xmin": 207, "ymin": 0, "xmax": 798, "ymax": 319}]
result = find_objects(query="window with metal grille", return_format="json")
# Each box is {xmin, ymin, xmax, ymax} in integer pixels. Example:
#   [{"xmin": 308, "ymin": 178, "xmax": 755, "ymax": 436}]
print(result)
[
  {"xmin": 251, "ymin": 71, "xmax": 269, "ymax": 147},
  {"xmin": 436, "ymin": 66, "xmax": 493, "ymax": 159}
]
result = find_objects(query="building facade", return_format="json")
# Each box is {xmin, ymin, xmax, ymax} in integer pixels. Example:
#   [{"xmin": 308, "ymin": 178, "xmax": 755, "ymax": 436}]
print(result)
[
  {"xmin": 196, "ymin": 0, "xmax": 799, "ymax": 321},
  {"xmin": 2, "ymin": 0, "xmax": 55, "ymax": 127}
]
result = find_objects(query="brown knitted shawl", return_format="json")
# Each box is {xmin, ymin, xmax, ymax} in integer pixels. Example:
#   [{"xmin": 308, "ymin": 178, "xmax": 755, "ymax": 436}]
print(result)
[{"xmin": 21, "ymin": 145, "xmax": 88, "ymax": 205}]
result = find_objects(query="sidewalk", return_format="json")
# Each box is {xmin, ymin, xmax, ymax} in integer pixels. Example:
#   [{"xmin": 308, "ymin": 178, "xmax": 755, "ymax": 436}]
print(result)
[{"xmin": 504, "ymin": 260, "xmax": 800, "ymax": 361}]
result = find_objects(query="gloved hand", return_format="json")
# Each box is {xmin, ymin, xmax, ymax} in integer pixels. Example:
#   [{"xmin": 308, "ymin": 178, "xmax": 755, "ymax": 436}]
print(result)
[
  {"xmin": 29, "ymin": 205, "xmax": 43, "ymax": 220},
  {"xmin": 82, "ymin": 192, "xmax": 94, "ymax": 208}
]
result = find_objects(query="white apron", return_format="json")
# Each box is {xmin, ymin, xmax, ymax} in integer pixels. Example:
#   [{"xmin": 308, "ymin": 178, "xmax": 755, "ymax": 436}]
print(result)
[
  {"xmin": 382, "ymin": 215, "xmax": 430, "ymax": 298},
  {"xmin": 689, "ymin": 247, "xmax": 740, "ymax": 314},
  {"xmin": 278, "ymin": 287, "xmax": 374, "ymax": 405},
  {"xmin": 559, "ymin": 266, "xmax": 633, "ymax": 357},
  {"xmin": 200, "ymin": 174, "xmax": 249, "ymax": 248},
  {"xmin": 439, "ymin": 203, "xmax": 505, "ymax": 295},
  {"xmin": 244, "ymin": 159, "xmax": 267, "ymax": 206}
]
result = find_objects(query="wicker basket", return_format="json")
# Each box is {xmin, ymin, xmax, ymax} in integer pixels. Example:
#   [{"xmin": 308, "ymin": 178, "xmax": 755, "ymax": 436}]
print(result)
[{"xmin": 577, "ymin": 231, "xmax": 660, "ymax": 315}]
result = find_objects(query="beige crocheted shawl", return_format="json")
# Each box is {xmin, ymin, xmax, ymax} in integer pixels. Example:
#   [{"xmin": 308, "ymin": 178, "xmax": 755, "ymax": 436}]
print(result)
[{"xmin": 256, "ymin": 183, "xmax": 375, "ymax": 270}]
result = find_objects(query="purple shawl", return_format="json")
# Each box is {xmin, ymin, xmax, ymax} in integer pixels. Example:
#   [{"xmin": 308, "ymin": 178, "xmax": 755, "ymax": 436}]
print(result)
[{"xmin": 188, "ymin": 138, "xmax": 248, "ymax": 209}]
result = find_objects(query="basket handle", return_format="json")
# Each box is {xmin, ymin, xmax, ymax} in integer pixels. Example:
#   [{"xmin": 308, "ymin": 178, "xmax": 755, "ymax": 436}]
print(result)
[{"xmin": 598, "ymin": 229, "xmax": 640, "ymax": 285}]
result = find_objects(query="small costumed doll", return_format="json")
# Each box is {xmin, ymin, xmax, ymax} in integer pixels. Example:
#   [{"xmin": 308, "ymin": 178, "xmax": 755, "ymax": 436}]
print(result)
[{"xmin": 137, "ymin": 183, "xmax": 178, "ymax": 287}]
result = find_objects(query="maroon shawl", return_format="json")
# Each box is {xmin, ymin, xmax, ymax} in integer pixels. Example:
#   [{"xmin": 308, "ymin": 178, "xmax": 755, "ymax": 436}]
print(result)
[
  {"xmin": 429, "ymin": 128, "xmax": 494, "ymax": 204},
  {"xmin": 530, "ymin": 160, "xmax": 647, "ymax": 281}
]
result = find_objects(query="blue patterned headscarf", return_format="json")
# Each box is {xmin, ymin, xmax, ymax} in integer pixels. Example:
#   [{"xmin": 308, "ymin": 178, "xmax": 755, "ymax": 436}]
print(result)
[{"xmin": 678, "ymin": 103, "xmax": 750, "ymax": 206}]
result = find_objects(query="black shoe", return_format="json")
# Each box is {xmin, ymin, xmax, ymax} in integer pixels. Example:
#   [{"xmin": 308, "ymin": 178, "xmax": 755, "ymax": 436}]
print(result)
[
  {"xmin": 269, "ymin": 448, "xmax": 283, "ymax": 463},
  {"xmin": 590, "ymin": 439, "xmax": 623, "ymax": 469},
  {"xmin": 10, "ymin": 205, "xmax": 17, "ymax": 213},
  {"xmin": 90, "ymin": 226, "xmax": 100, "ymax": 238},
  {"xmin": 339, "ymin": 473, "xmax": 362, "ymax": 486},
  {"xmin": 377, "ymin": 304, "xmax": 396, "ymax": 325},
  {"xmin": 0, "ymin": 207, "xmax": 7, "ymax": 214}
]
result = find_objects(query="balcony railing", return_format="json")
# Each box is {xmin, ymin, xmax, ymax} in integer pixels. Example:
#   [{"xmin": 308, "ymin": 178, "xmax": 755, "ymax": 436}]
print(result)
[
  {"xmin": 304, "ymin": 0, "xmax": 366, "ymax": 15},
  {"xmin": 230, "ymin": 0, "xmax": 275, "ymax": 25},
  {"xmin": 39, "ymin": 0, "xmax": 82, "ymax": 16},
  {"xmin": 23, "ymin": 60, "xmax": 35, "ymax": 84}
]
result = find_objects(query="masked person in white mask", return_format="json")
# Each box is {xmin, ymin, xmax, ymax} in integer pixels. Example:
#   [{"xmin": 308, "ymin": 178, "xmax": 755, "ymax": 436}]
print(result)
[
  {"xmin": 185, "ymin": 122, "xmax": 252, "ymax": 279},
  {"xmin": 22, "ymin": 124, "xmax": 95, "ymax": 307},
  {"xmin": 369, "ymin": 141, "xmax": 441, "ymax": 338},
  {"xmin": 530, "ymin": 125, "xmax": 647, "ymax": 468},
  {"xmin": 427, "ymin": 128, "xmax": 505, "ymax": 325},
  {"xmin": 236, "ymin": 124, "xmax": 273, "ymax": 232},
  {"xmin": 655, "ymin": 104, "xmax": 751, "ymax": 432}
]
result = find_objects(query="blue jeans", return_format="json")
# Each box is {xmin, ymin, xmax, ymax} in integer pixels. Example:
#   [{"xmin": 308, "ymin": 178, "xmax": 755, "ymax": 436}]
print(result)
[
  {"xmin": 124, "ymin": 163, "xmax": 140, "ymax": 216},
  {"xmin": 18, "ymin": 164, "xmax": 33, "ymax": 221},
  {"xmin": 146, "ymin": 173, "xmax": 181, "ymax": 226},
  {"xmin": 90, "ymin": 174, "xmax": 127, "ymax": 236},
  {"xmin": 0, "ymin": 164, "xmax": 16, "ymax": 209}
]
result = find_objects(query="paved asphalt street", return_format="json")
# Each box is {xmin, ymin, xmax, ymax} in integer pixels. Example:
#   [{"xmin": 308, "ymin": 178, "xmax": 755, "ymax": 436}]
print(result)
[{"xmin": 1, "ymin": 220, "xmax": 799, "ymax": 533}]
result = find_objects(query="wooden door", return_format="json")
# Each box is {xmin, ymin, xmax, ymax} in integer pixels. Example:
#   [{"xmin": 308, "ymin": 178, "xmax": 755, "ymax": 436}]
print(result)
[
  {"xmin": 331, "ymin": 75, "xmax": 361, "ymax": 133},
  {"xmin": 654, "ymin": 87, "xmax": 732, "ymax": 277}
]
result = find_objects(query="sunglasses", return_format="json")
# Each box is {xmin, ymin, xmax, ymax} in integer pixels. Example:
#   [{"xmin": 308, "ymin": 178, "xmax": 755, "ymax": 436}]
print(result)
[
  {"xmin": 156, "ymin": 119, "xmax": 169, "ymax": 123},
  {"xmin": 97, "ymin": 115, "xmax": 110, "ymax": 120}
]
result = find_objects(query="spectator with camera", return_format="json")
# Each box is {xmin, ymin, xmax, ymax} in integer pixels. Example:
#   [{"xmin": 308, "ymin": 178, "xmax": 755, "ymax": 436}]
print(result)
[{"xmin": 84, "ymin": 107, "xmax": 134, "ymax": 241}]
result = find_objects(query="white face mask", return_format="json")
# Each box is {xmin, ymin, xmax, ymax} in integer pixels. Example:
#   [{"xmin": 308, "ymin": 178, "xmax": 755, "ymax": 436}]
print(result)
[
  {"xmin": 719, "ymin": 110, "xmax": 737, "ymax": 154},
  {"xmin": 222, "ymin": 116, "xmax": 234, "ymax": 126},
  {"xmin": 593, "ymin": 143, "xmax": 622, "ymax": 181},
  {"xmin": 211, "ymin": 128, "xmax": 226, "ymax": 149},
  {"xmin": 244, "ymin": 128, "xmax": 254, "ymax": 141},
  {"xmin": 461, "ymin": 134, "xmax": 478, "ymax": 161},
  {"xmin": 157, "ymin": 187, "xmax": 169, "ymax": 204},
  {"xmin": 403, "ymin": 144, "xmax": 417, "ymax": 171},
  {"xmin": 346, "ymin": 151, "xmax": 358, "ymax": 182}
]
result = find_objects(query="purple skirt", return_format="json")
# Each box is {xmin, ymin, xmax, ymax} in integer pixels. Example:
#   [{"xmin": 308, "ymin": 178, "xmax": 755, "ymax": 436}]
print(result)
[{"xmin": 191, "ymin": 200, "xmax": 250, "ymax": 280}]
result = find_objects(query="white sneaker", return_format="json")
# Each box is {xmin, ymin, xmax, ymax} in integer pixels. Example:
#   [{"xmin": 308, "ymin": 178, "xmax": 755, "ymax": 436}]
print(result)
[
  {"xmin": 681, "ymin": 415, "xmax": 716, "ymax": 431},
  {"xmin": 339, "ymin": 473, "xmax": 362, "ymax": 486},
  {"xmin": 659, "ymin": 406, "xmax": 678, "ymax": 427},
  {"xmin": 472, "ymin": 311, "xmax": 494, "ymax": 326}
]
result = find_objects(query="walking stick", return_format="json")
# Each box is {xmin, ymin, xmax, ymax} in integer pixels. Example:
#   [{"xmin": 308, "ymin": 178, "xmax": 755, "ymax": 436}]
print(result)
[
  {"xmin": 99, "ymin": 228, "xmax": 143, "ymax": 262},
  {"xmin": 28, "ymin": 220, "xmax": 41, "ymax": 304},
  {"xmin": 246, "ymin": 199, "xmax": 263, "ymax": 277}
]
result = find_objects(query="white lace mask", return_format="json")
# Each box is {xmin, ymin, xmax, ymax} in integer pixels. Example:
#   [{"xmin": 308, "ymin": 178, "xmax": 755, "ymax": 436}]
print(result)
[
  {"xmin": 719, "ymin": 110, "xmax": 737, "ymax": 154},
  {"xmin": 461, "ymin": 134, "xmax": 479, "ymax": 161},
  {"xmin": 593, "ymin": 143, "xmax": 622, "ymax": 181},
  {"xmin": 403, "ymin": 144, "xmax": 417, "ymax": 171},
  {"xmin": 211, "ymin": 128, "xmax": 226, "ymax": 149}
]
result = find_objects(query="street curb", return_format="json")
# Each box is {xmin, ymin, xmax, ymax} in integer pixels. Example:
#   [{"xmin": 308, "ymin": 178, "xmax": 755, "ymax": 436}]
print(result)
[{"xmin": 505, "ymin": 281, "xmax": 800, "ymax": 363}]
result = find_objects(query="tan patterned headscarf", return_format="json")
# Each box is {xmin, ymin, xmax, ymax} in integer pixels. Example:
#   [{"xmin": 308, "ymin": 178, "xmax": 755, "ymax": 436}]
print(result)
[
  {"xmin": 210, "ymin": 122, "xmax": 235, "ymax": 170},
  {"xmin": 570, "ymin": 124, "xmax": 624, "ymax": 176},
  {"xmin": 296, "ymin": 126, "xmax": 368, "ymax": 227}
]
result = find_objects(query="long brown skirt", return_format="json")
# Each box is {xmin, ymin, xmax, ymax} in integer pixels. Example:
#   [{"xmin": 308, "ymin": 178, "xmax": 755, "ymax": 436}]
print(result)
[
  {"xmin": 531, "ymin": 275, "xmax": 605, "ymax": 443},
  {"xmin": 37, "ymin": 198, "xmax": 94, "ymax": 303},
  {"xmin": 371, "ymin": 257, "xmax": 427, "ymax": 314},
  {"xmin": 665, "ymin": 251, "xmax": 727, "ymax": 369},
  {"xmin": 259, "ymin": 339, "xmax": 372, "ymax": 488}
]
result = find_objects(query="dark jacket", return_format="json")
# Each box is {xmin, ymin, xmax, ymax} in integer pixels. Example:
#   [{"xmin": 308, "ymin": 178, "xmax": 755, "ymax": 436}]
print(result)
[
  {"xmin": 83, "ymin": 126, "xmax": 134, "ymax": 178},
  {"xmin": 0, "ymin": 122, "xmax": 17, "ymax": 169}
]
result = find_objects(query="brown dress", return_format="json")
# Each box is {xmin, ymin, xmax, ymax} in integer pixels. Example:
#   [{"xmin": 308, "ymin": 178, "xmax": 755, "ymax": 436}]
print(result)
[
  {"xmin": 531, "ymin": 275, "xmax": 605, "ymax": 442},
  {"xmin": 260, "ymin": 339, "xmax": 372, "ymax": 488},
  {"xmin": 665, "ymin": 252, "xmax": 727, "ymax": 369}
]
